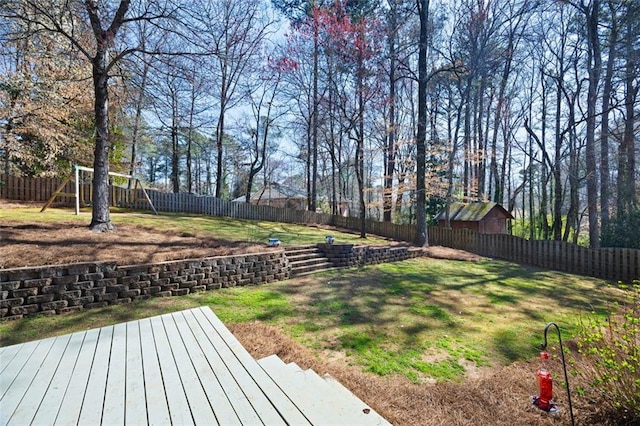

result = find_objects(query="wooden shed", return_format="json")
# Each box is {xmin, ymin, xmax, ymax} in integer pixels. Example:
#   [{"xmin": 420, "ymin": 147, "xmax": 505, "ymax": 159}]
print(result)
[{"xmin": 435, "ymin": 202, "xmax": 514, "ymax": 234}]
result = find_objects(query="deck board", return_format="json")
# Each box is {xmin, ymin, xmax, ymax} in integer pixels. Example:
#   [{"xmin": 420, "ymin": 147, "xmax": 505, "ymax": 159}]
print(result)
[
  {"xmin": 197, "ymin": 307, "xmax": 311, "ymax": 425},
  {"xmin": 124, "ymin": 320, "xmax": 147, "ymax": 425},
  {"xmin": 54, "ymin": 327, "xmax": 101, "ymax": 425},
  {"xmin": 172, "ymin": 310, "xmax": 242, "ymax": 425},
  {"xmin": 30, "ymin": 331, "xmax": 86, "ymax": 424},
  {"xmin": 102, "ymin": 322, "xmax": 127, "ymax": 424},
  {"xmin": 1, "ymin": 336, "xmax": 60, "ymax": 424},
  {"xmin": 161, "ymin": 312, "xmax": 216, "ymax": 425},
  {"xmin": 77, "ymin": 326, "xmax": 113, "ymax": 425},
  {"xmin": 1, "ymin": 306, "xmax": 384, "ymax": 426},
  {"xmin": 138, "ymin": 317, "xmax": 171, "ymax": 425},
  {"xmin": 150, "ymin": 314, "xmax": 195, "ymax": 426},
  {"xmin": 0, "ymin": 340, "xmax": 33, "ymax": 377},
  {"xmin": 0, "ymin": 339, "xmax": 42, "ymax": 399},
  {"xmin": 7, "ymin": 334, "xmax": 72, "ymax": 424},
  {"xmin": 183, "ymin": 310, "xmax": 263, "ymax": 425},
  {"xmin": 192, "ymin": 308, "xmax": 292, "ymax": 425}
]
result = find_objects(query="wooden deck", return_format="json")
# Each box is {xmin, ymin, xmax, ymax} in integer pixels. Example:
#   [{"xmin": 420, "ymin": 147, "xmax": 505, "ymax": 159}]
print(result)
[{"xmin": 0, "ymin": 307, "xmax": 389, "ymax": 425}]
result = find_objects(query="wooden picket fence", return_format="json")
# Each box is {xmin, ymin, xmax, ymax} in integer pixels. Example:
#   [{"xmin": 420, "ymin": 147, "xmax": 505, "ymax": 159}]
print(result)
[{"xmin": 1, "ymin": 173, "xmax": 638, "ymax": 283}]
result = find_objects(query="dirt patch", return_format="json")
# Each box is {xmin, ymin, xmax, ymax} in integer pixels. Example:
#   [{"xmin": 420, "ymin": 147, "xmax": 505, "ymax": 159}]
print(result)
[
  {"xmin": 0, "ymin": 202, "xmax": 482, "ymax": 269},
  {"xmin": 0, "ymin": 220, "xmax": 274, "ymax": 269},
  {"xmin": 423, "ymin": 245, "xmax": 485, "ymax": 262}
]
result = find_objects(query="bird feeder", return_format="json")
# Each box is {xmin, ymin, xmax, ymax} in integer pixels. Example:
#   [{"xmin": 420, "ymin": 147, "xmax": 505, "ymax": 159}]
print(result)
[
  {"xmin": 530, "ymin": 322, "xmax": 575, "ymax": 426},
  {"xmin": 531, "ymin": 351, "xmax": 558, "ymax": 413},
  {"xmin": 268, "ymin": 238, "xmax": 280, "ymax": 247}
]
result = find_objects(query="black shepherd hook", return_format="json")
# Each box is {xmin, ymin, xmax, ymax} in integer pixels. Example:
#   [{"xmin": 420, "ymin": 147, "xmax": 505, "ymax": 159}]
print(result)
[{"xmin": 540, "ymin": 322, "xmax": 575, "ymax": 426}]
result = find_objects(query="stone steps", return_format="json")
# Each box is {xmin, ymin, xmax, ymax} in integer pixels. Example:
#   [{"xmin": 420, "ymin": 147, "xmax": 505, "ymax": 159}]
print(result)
[{"xmin": 285, "ymin": 246, "xmax": 336, "ymax": 277}]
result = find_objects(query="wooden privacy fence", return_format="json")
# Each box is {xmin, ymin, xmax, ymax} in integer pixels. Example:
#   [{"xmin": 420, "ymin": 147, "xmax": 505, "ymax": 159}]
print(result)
[
  {"xmin": 428, "ymin": 227, "xmax": 640, "ymax": 284},
  {"xmin": 0, "ymin": 174, "xmax": 335, "ymax": 225},
  {"xmin": 0, "ymin": 174, "xmax": 142, "ymax": 208},
  {"xmin": 2, "ymin": 174, "xmax": 638, "ymax": 283},
  {"xmin": 130, "ymin": 190, "xmax": 336, "ymax": 225},
  {"xmin": 332, "ymin": 216, "xmax": 417, "ymax": 243},
  {"xmin": 1, "ymin": 174, "xmax": 72, "ymax": 203}
]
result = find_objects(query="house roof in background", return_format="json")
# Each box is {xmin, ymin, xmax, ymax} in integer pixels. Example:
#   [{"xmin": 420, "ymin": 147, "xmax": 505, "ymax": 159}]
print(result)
[
  {"xmin": 232, "ymin": 184, "xmax": 306, "ymax": 203},
  {"xmin": 435, "ymin": 202, "xmax": 514, "ymax": 222}
]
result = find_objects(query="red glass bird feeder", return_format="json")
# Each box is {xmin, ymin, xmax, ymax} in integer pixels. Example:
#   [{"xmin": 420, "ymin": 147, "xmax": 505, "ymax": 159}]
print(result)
[
  {"xmin": 530, "ymin": 322, "xmax": 575, "ymax": 426},
  {"xmin": 531, "ymin": 351, "xmax": 558, "ymax": 413}
]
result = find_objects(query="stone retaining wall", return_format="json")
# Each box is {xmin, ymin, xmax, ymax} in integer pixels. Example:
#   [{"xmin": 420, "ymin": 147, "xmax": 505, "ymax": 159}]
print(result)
[
  {"xmin": 0, "ymin": 252, "xmax": 289, "ymax": 320},
  {"xmin": 319, "ymin": 244, "xmax": 421, "ymax": 267}
]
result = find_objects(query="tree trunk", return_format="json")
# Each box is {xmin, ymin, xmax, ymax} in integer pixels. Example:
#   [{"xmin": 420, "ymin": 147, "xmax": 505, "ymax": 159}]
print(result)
[
  {"xmin": 85, "ymin": 0, "xmax": 131, "ymax": 231},
  {"xmin": 309, "ymin": 13, "xmax": 319, "ymax": 212},
  {"xmin": 383, "ymin": 0, "xmax": 398, "ymax": 223},
  {"xmin": 356, "ymin": 31, "xmax": 366, "ymax": 239},
  {"xmin": 215, "ymin": 106, "xmax": 225, "ymax": 198},
  {"xmin": 328, "ymin": 87, "xmax": 338, "ymax": 215},
  {"xmin": 171, "ymin": 91, "xmax": 180, "ymax": 194},
  {"xmin": 563, "ymin": 98, "xmax": 579, "ymax": 242},
  {"xmin": 618, "ymin": 6, "xmax": 638, "ymax": 218},
  {"xmin": 446, "ymin": 83, "xmax": 467, "ymax": 228},
  {"xmin": 88, "ymin": 42, "xmax": 113, "ymax": 229},
  {"xmin": 186, "ymin": 90, "xmax": 195, "ymax": 193},
  {"xmin": 540, "ymin": 73, "xmax": 550, "ymax": 239},
  {"xmin": 552, "ymin": 75, "xmax": 563, "ymax": 241},
  {"xmin": 476, "ymin": 75, "xmax": 487, "ymax": 201},
  {"xmin": 599, "ymin": 0, "xmax": 617, "ymax": 229},
  {"xmin": 128, "ymin": 39, "xmax": 148, "ymax": 189},
  {"xmin": 585, "ymin": 0, "xmax": 601, "ymax": 248},
  {"xmin": 415, "ymin": 0, "xmax": 430, "ymax": 246},
  {"xmin": 89, "ymin": 51, "xmax": 115, "ymax": 232},
  {"xmin": 462, "ymin": 88, "xmax": 472, "ymax": 202}
]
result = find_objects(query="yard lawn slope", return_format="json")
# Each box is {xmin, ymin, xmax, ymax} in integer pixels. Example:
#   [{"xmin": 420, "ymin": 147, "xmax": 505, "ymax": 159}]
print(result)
[
  {"xmin": 0, "ymin": 202, "xmax": 628, "ymax": 425},
  {"xmin": 0, "ymin": 205, "xmax": 390, "ymax": 268}
]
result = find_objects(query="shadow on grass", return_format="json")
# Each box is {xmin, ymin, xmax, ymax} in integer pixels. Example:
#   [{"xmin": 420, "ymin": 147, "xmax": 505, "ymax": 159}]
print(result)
[
  {"xmin": 492, "ymin": 328, "xmax": 538, "ymax": 363},
  {"xmin": 0, "ymin": 299, "xmax": 198, "ymax": 346},
  {"xmin": 270, "ymin": 257, "xmax": 626, "ymax": 367}
]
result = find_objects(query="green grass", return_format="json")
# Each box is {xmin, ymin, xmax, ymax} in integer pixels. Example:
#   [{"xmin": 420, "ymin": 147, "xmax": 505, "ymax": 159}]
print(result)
[
  {"xmin": 0, "ymin": 207, "xmax": 388, "ymax": 246},
  {"xmin": 0, "ymin": 208, "xmax": 628, "ymax": 383},
  {"xmin": 0, "ymin": 256, "xmax": 625, "ymax": 383}
]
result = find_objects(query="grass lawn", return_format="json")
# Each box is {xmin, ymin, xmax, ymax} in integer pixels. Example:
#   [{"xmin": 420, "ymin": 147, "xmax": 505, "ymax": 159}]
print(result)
[
  {"xmin": 0, "ymin": 206, "xmax": 389, "ymax": 246},
  {"xmin": 1, "ymin": 207, "xmax": 632, "ymax": 424},
  {"xmin": 0, "ymin": 256, "xmax": 624, "ymax": 384}
]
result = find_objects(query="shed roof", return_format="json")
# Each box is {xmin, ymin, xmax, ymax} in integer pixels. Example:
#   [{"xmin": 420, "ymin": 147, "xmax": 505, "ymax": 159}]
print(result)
[{"xmin": 435, "ymin": 202, "xmax": 514, "ymax": 222}]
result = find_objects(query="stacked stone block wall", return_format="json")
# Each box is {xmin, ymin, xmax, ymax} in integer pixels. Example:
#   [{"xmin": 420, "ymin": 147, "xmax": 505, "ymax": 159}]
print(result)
[
  {"xmin": 319, "ymin": 244, "xmax": 421, "ymax": 267},
  {"xmin": 0, "ymin": 251, "xmax": 289, "ymax": 320}
]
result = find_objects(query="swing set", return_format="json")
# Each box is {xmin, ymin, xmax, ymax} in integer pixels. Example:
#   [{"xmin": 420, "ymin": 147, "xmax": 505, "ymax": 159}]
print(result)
[{"xmin": 41, "ymin": 165, "xmax": 158, "ymax": 215}]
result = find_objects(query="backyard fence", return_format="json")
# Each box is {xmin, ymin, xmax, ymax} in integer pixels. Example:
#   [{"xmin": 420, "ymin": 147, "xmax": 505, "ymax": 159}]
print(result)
[
  {"xmin": 1, "ymin": 174, "xmax": 72, "ymax": 203},
  {"xmin": 2, "ymin": 174, "xmax": 638, "ymax": 283},
  {"xmin": 0, "ymin": 173, "xmax": 336, "ymax": 225},
  {"xmin": 428, "ymin": 227, "xmax": 640, "ymax": 284},
  {"xmin": 0, "ymin": 173, "xmax": 137, "ymax": 207}
]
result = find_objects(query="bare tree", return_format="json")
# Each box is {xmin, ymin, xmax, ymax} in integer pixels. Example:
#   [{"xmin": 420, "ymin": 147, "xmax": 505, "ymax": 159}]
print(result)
[
  {"xmin": 199, "ymin": 0, "xmax": 276, "ymax": 198},
  {"xmin": 242, "ymin": 56, "xmax": 288, "ymax": 202},
  {"xmin": 1, "ymin": 0, "xmax": 200, "ymax": 231}
]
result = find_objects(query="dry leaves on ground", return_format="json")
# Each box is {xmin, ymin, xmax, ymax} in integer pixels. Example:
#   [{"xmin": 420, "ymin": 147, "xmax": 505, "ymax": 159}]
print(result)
[{"xmin": 0, "ymin": 221, "xmax": 271, "ymax": 269}]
